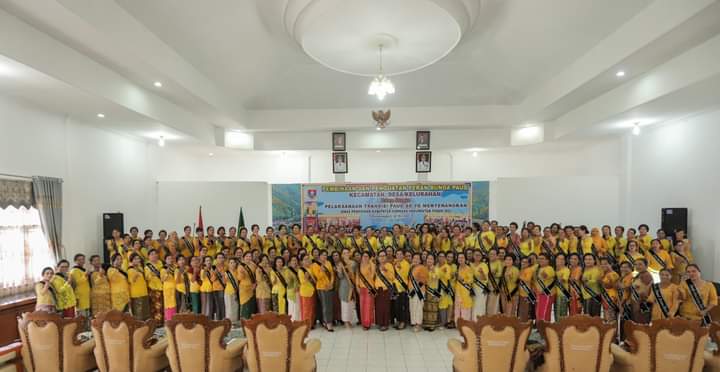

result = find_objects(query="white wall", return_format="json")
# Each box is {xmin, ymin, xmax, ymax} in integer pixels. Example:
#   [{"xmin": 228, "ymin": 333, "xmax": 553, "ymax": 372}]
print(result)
[
  {"xmin": 0, "ymin": 96, "xmax": 157, "ymax": 260},
  {"xmin": 624, "ymin": 109, "xmax": 720, "ymax": 279},
  {"xmin": 156, "ymin": 181, "xmax": 270, "ymax": 232}
]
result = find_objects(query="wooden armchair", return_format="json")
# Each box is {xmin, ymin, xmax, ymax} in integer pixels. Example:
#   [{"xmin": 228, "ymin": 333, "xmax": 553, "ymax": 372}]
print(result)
[
  {"xmin": 537, "ymin": 315, "xmax": 616, "ymax": 372},
  {"xmin": 611, "ymin": 319, "xmax": 708, "ymax": 372},
  {"xmin": 91, "ymin": 310, "xmax": 169, "ymax": 372},
  {"xmin": 165, "ymin": 313, "xmax": 246, "ymax": 372},
  {"xmin": 447, "ymin": 314, "xmax": 532, "ymax": 372},
  {"xmin": 17, "ymin": 311, "xmax": 96, "ymax": 372},
  {"xmin": 241, "ymin": 312, "xmax": 321, "ymax": 372},
  {"xmin": 703, "ymin": 322, "xmax": 720, "ymax": 372}
]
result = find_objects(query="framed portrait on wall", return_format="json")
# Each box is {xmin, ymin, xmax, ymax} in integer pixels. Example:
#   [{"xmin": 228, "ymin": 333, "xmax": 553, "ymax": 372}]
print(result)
[
  {"xmin": 416, "ymin": 151, "xmax": 431, "ymax": 173},
  {"xmin": 416, "ymin": 131, "xmax": 430, "ymax": 150},
  {"xmin": 332, "ymin": 152, "xmax": 348, "ymax": 174},
  {"xmin": 332, "ymin": 132, "xmax": 346, "ymax": 151}
]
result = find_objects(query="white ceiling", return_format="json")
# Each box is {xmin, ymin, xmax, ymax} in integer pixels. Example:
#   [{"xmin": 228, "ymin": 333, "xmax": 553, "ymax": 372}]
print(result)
[{"xmin": 0, "ymin": 0, "xmax": 719, "ymax": 151}]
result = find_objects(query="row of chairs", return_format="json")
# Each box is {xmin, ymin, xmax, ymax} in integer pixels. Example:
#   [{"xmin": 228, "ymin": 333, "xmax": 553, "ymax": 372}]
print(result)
[
  {"xmin": 17, "ymin": 310, "xmax": 320, "ymax": 372},
  {"xmin": 448, "ymin": 314, "xmax": 720, "ymax": 372}
]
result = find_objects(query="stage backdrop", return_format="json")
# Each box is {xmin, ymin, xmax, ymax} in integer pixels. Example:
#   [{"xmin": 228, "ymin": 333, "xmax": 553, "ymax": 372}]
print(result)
[{"xmin": 300, "ymin": 183, "xmax": 472, "ymax": 229}]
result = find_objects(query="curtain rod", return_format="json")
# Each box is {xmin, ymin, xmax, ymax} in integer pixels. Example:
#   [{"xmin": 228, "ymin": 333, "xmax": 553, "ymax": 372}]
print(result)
[{"xmin": 0, "ymin": 172, "xmax": 32, "ymax": 180}]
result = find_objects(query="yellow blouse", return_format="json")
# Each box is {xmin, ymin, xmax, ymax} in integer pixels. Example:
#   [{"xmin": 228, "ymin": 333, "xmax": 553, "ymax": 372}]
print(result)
[
  {"xmin": 581, "ymin": 266, "xmax": 602, "ymax": 300},
  {"xmin": 35, "ymin": 282, "xmax": 55, "ymax": 307},
  {"xmin": 69, "ymin": 267, "xmax": 90, "ymax": 310},
  {"xmin": 555, "ymin": 267, "xmax": 570, "ymax": 296},
  {"xmin": 480, "ymin": 231, "xmax": 496, "ymax": 249},
  {"xmin": 375, "ymin": 263, "xmax": 395, "ymax": 290},
  {"xmin": 503, "ymin": 266, "xmax": 519, "ymax": 294},
  {"xmin": 298, "ymin": 267, "xmax": 316, "ymax": 298},
  {"xmin": 311, "ymin": 261, "xmax": 334, "ymax": 291},
  {"xmin": 107, "ymin": 267, "xmax": 130, "ymax": 310},
  {"xmin": 648, "ymin": 283, "xmax": 680, "ymax": 320},
  {"xmin": 454, "ymin": 265, "xmax": 475, "ymax": 309},
  {"xmin": 128, "ymin": 267, "xmax": 148, "ymax": 298},
  {"xmin": 646, "ymin": 249, "xmax": 673, "ymax": 272},
  {"xmin": 394, "ymin": 260, "xmax": 410, "ymax": 293},
  {"xmin": 50, "ymin": 274, "xmax": 75, "ymax": 310},
  {"xmin": 534, "ymin": 266, "xmax": 555, "ymax": 293},
  {"xmin": 160, "ymin": 266, "xmax": 177, "ymax": 309},
  {"xmin": 255, "ymin": 266, "xmax": 272, "ymax": 299},
  {"xmin": 238, "ymin": 263, "xmax": 256, "ymax": 304},
  {"xmin": 679, "ymin": 280, "xmax": 718, "ymax": 320},
  {"xmin": 144, "ymin": 261, "xmax": 164, "ymax": 291}
]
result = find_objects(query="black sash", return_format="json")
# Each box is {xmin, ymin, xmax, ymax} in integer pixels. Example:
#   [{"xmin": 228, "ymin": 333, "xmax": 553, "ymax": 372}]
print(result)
[
  {"xmin": 290, "ymin": 234, "xmax": 302, "ymax": 248},
  {"xmin": 626, "ymin": 253, "xmax": 636, "ymax": 267},
  {"xmin": 651, "ymin": 283, "xmax": 670, "ymax": 318},
  {"xmin": 258, "ymin": 266, "xmax": 271, "ymax": 286},
  {"xmin": 115, "ymin": 267, "xmax": 129, "ymax": 279},
  {"xmin": 357, "ymin": 265, "xmax": 377, "ymax": 296},
  {"xmin": 351, "ymin": 236, "xmax": 361, "ymax": 252},
  {"xmin": 272, "ymin": 268, "xmax": 287, "ymax": 289},
  {"xmin": 276, "ymin": 234, "xmax": 288, "ymax": 251},
  {"xmin": 182, "ymin": 237, "xmax": 194, "ymax": 254},
  {"xmin": 393, "ymin": 264, "xmax": 410, "ymax": 292},
  {"xmin": 541, "ymin": 241, "xmax": 555, "ymax": 261},
  {"xmin": 299, "ymin": 267, "xmax": 316, "ymax": 289},
  {"xmin": 686, "ymin": 279, "xmax": 712, "ymax": 326},
  {"xmin": 314, "ymin": 260, "xmax": 333, "ymax": 282},
  {"xmin": 226, "ymin": 270, "xmax": 239, "ymax": 293},
  {"xmin": 214, "ymin": 266, "xmax": 226, "ymax": 287},
  {"xmin": 335, "ymin": 237, "xmax": 346, "ymax": 251},
  {"xmin": 376, "ymin": 263, "xmax": 395, "ymax": 292},
  {"xmin": 146, "ymin": 262, "xmax": 161, "ymax": 279},
  {"xmin": 41, "ymin": 281, "xmax": 58, "ymax": 306},
  {"xmin": 569, "ymin": 278, "xmax": 586, "ymax": 304},
  {"xmin": 535, "ymin": 268, "xmax": 554, "ymax": 296},
  {"xmin": 239, "ymin": 262, "xmax": 256, "ymax": 283},
  {"xmin": 648, "ymin": 249, "xmax": 667, "ymax": 269},
  {"xmin": 253, "ymin": 235, "xmax": 264, "ymax": 248},
  {"xmin": 305, "ymin": 234, "xmax": 318, "ymax": 250},
  {"xmin": 409, "ymin": 267, "xmax": 425, "ymax": 300},
  {"xmin": 555, "ymin": 278, "xmax": 572, "ymax": 300},
  {"xmin": 457, "ymin": 271, "xmax": 476, "ymax": 297},
  {"xmin": 629, "ymin": 282, "xmax": 650, "ymax": 313},
  {"xmin": 180, "ymin": 270, "xmax": 191, "ymax": 305},
  {"xmin": 500, "ymin": 267, "xmax": 512, "ymax": 301},
  {"xmin": 518, "ymin": 279, "xmax": 536, "ymax": 304},
  {"xmin": 363, "ymin": 237, "xmax": 375, "ymax": 255},
  {"xmin": 392, "ymin": 235, "xmax": 399, "ymax": 250},
  {"xmin": 487, "ymin": 264, "xmax": 500, "ymax": 294},
  {"xmin": 473, "ymin": 267, "xmax": 490, "ymax": 294},
  {"xmin": 425, "ymin": 269, "xmax": 441, "ymax": 298},
  {"xmin": 599, "ymin": 284, "xmax": 620, "ymax": 314},
  {"xmin": 673, "ymin": 251, "xmax": 690, "ymax": 266}
]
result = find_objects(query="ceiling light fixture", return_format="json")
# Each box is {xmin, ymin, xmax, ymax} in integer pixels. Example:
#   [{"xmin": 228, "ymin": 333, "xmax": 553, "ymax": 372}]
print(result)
[
  {"xmin": 97, "ymin": 113, "xmax": 105, "ymax": 118},
  {"xmin": 472, "ymin": 152, "xmax": 478, "ymax": 157},
  {"xmin": 153, "ymin": 81, "xmax": 163, "ymax": 88},
  {"xmin": 376, "ymin": 150, "xmax": 381, "ymax": 153},
  {"xmin": 368, "ymin": 45, "xmax": 395, "ymax": 101},
  {"xmin": 208, "ymin": 152, "xmax": 214, "ymax": 157},
  {"xmin": 632, "ymin": 122, "xmax": 641, "ymax": 136},
  {"xmin": 158, "ymin": 136, "xmax": 165, "ymax": 147},
  {"xmin": 616, "ymin": 70, "xmax": 626, "ymax": 77}
]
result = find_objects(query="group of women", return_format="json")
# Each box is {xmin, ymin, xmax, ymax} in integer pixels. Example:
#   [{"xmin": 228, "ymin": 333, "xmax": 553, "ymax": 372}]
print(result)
[{"xmin": 34, "ymin": 220, "xmax": 717, "ymax": 333}]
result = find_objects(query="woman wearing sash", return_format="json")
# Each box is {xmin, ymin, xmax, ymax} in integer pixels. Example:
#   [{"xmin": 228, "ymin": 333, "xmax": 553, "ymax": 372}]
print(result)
[
  {"xmin": 581, "ymin": 254, "xmax": 603, "ymax": 317},
  {"xmin": 630, "ymin": 258, "xmax": 653, "ymax": 324},
  {"xmin": 519, "ymin": 228, "xmax": 533, "ymax": 257},
  {"xmin": 374, "ymin": 251, "xmax": 395, "ymax": 331},
  {"xmin": 567, "ymin": 253, "xmax": 583, "ymax": 316},
  {"xmin": 501, "ymin": 255, "xmax": 520, "ymax": 317},
  {"xmin": 237, "ymin": 227, "xmax": 251, "ymax": 253},
  {"xmin": 160, "ymin": 254, "xmax": 177, "ymax": 321},
  {"xmin": 249, "ymin": 224, "xmax": 263, "ymax": 252},
  {"xmin": 436, "ymin": 252, "xmax": 453, "ymax": 327},
  {"xmin": 108, "ymin": 253, "xmax": 130, "ymax": 312},
  {"xmin": 200, "ymin": 256, "xmax": 216, "ymax": 318},
  {"xmin": 189, "ymin": 256, "xmax": 202, "ymax": 313},
  {"xmin": 270, "ymin": 256, "xmax": 288, "ymax": 315},
  {"xmin": 674, "ymin": 229, "xmax": 694, "ymax": 261},
  {"xmin": 128, "ymin": 253, "xmax": 150, "ymax": 320},
  {"xmin": 671, "ymin": 240, "xmax": 692, "ymax": 284},
  {"xmin": 35, "ymin": 267, "xmax": 57, "ymax": 312},
  {"xmin": 621, "ymin": 240, "xmax": 644, "ymax": 268},
  {"xmin": 331, "ymin": 251, "xmax": 342, "ymax": 323},
  {"xmin": 255, "ymin": 254, "xmax": 273, "ymax": 314},
  {"xmin": 435, "ymin": 228, "xmax": 451, "ymax": 253},
  {"xmin": 534, "ymin": 253, "xmax": 555, "ymax": 322},
  {"xmin": 637, "ymin": 224, "xmax": 652, "ymax": 253},
  {"xmin": 602, "ymin": 225, "xmax": 616, "ymax": 257},
  {"xmin": 407, "ymin": 229, "xmax": 421, "ymax": 252},
  {"xmin": 144, "ymin": 249, "xmax": 165, "ymax": 322},
  {"xmin": 286, "ymin": 256, "xmax": 301, "ymax": 321},
  {"xmin": 174, "ymin": 256, "xmax": 191, "ymax": 313},
  {"xmin": 453, "ymin": 253, "xmax": 475, "ymax": 322},
  {"xmin": 648, "ymin": 269, "xmax": 680, "ymax": 320},
  {"xmin": 237, "ymin": 252, "xmax": 257, "ymax": 319},
  {"xmin": 356, "ymin": 251, "xmax": 376, "ymax": 330},
  {"xmin": 224, "ymin": 257, "xmax": 240, "ymax": 321},
  {"xmin": 337, "ymin": 248, "xmax": 358, "ymax": 328},
  {"xmin": 471, "ymin": 249, "xmax": 489, "ymax": 318},
  {"xmin": 678, "ymin": 264, "xmax": 717, "ymax": 322},
  {"xmin": 421, "ymin": 224, "xmax": 434, "ymax": 252},
  {"xmin": 409, "ymin": 253, "xmax": 428, "ymax": 332},
  {"xmin": 212, "ymin": 253, "xmax": 227, "ymax": 320},
  {"xmin": 423, "ymin": 254, "xmax": 441, "ymax": 331},
  {"xmin": 554, "ymin": 253, "xmax": 570, "ymax": 320},
  {"xmin": 486, "ymin": 249, "xmax": 503, "ymax": 315},
  {"xmin": 90, "ymin": 255, "xmax": 111, "ymax": 316},
  {"xmin": 299, "ymin": 254, "xmax": 318, "ymax": 328},
  {"xmin": 646, "ymin": 239, "xmax": 673, "ymax": 283},
  {"xmin": 599, "ymin": 257, "xmax": 619, "ymax": 322},
  {"xmin": 516, "ymin": 256, "xmax": 536, "ymax": 321},
  {"xmin": 51, "ymin": 260, "xmax": 76, "ymax": 318},
  {"xmin": 312, "ymin": 250, "xmax": 336, "ymax": 331}
]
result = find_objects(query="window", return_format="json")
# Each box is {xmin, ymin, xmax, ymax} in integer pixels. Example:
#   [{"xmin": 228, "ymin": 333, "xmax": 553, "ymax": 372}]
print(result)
[{"xmin": 0, "ymin": 206, "xmax": 55, "ymax": 297}]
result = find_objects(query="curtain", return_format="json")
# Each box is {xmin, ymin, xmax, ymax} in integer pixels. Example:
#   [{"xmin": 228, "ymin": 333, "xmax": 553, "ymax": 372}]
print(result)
[
  {"xmin": 0, "ymin": 206, "xmax": 55, "ymax": 297},
  {"xmin": 0, "ymin": 179, "xmax": 34, "ymax": 209},
  {"xmin": 32, "ymin": 176, "xmax": 63, "ymax": 261}
]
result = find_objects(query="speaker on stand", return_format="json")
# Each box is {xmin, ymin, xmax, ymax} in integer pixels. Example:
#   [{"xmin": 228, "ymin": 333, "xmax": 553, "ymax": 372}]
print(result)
[
  {"xmin": 661, "ymin": 208, "xmax": 688, "ymax": 243},
  {"xmin": 102, "ymin": 213, "xmax": 124, "ymax": 263}
]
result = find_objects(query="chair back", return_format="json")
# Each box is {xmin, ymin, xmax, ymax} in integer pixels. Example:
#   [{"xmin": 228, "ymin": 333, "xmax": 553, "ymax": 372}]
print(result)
[
  {"xmin": 164, "ymin": 313, "xmax": 233, "ymax": 372},
  {"xmin": 241, "ymin": 312, "xmax": 318, "ymax": 372},
  {"xmin": 91, "ymin": 310, "xmax": 157, "ymax": 372},
  {"xmin": 451, "ymin": 314, "xmax": 532, "ymax": 372},
  {"xmin": 17, "ymin": 311, "xmax": 86, "ymax": 372},
  {"xmin": 624, "ymin": 318, "xmax": 708, "ymax": 372},
  {"xmin": 538, "ymin": 315, "xmax": 615, "ymax": 372}
]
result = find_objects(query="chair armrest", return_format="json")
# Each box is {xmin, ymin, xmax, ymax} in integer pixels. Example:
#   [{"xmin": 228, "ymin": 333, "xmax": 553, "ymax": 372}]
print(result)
[
  {"xmin": 610, "ymin": 344, "xmax": 634, "ymax": 366},
  {"xmin": 305, "ymin": 339, "xmax": 321, "ymax": 356},
  {"xmin": 447, "ymin": 339, "xmax": 463, "ymax": 356},
  {"xmin": 223, "ymin": 338, "xmax": 247, "ymax": 359},
  {"xmin": 148, "ymin": 338, "xmax": 169, "ymax": 358},
  {"xmin": 77, "ymin": 339, "xmax": 96, "ymax": 355}
]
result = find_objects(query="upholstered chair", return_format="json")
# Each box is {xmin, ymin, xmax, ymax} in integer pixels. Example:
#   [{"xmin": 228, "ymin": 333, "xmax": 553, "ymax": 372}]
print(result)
[
  {"xmin": 611, "ymin": 318, "xmax": 708, "ymax": 372},
  {"xmin": 241, "ymin": 312, "xmax": 321, "ymax": 372},
  {"xmin": 91, "ymin": 310, "xmax": 169, "ymax": 372},
  {"xmin": 164, "ymin": 313, "xmax": 245, "ymax": 372},
  {"xmin": 447, "ymin": 314, "xmax": 532, "ymax": 372},
  {"xmin": 703, "ymin": 322, "xmax": 720, "ymax": 372},
  {"xmin": 17, "ymin": 311, "xmax": 96, "ymax": 372},
  {"xmin": 537, "ymin": 315, "xmax": 616, "ymax": 372}
]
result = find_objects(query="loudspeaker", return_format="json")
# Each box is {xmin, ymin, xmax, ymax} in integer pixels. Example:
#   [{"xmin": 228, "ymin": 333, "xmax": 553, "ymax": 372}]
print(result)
[
  {"xmin": 661, "ymin": 208, "xmax": 687, "ymax": 237},
  {"xmin": 102, "ymin": 213, "xmax": 124, "ymax": 263}
]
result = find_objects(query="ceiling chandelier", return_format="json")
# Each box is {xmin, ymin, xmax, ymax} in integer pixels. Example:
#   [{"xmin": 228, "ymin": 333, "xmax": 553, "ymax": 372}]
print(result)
[{"xmin": 368, "ymin": 45, "xmax": 395, "ymax": 101}]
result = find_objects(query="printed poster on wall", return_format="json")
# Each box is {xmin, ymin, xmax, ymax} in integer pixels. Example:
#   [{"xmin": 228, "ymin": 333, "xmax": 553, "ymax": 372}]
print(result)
[{"xmin": 301, "ymin": 183, "xmax": 472, "ymax": 230}]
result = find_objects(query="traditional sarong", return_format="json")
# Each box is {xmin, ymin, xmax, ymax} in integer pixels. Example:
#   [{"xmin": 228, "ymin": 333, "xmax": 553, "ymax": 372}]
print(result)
[
  {"xmin": 318, "ymin": 290, "xmax": 334, "ymax": 325},
  {"xmin": 341, "ymin": 300, "xmax": 358, "ymax": 323},
  {"xmin": 392, "ymin": 292, "xmax": 409, "ymax": 325},
  {"xmin": 569, "ymin": 296, "xmax": 582, "ymax": 316},
  {"xmin": 485, "ymin": 293, "xmax": 500, "ymax": 315},
  {"xmin": 375, "ymin": 289, "xmax": 391, "ymax": 328},
  {"xmin": 164, "ymin": 307, "xmax": 176, "ymax": 321},
  {"xmin": 422, "ymin": 295, "xmax": 439, "ymax": 330},
  {"xmin": 518, "ymin": 297, "xmax": 532, "ymax": 322},
  {"xmin": 175, "ymin": 292, "xmax": 191, "ymax": 313},
  {"xmin": 240, "ymin": 297, "xmax": 257, "ymax": 320},
  {"xmin": 225, "ymin": 293, "xmax": 239, "ymax": 322},
  {"xmin": 149, "ymin": 289, "xmax": 164, "ymax": 322},
  {"xmin": 584, "ymin": 297, "xmax": 602, "ymax": 317},
  {"xmin": 62, "ymin": 307, "xmax": 76, "ymax": 319},
  {"xmin": 333, "ymin": 290, "xmax": 341, "ymax": 323},
  {"xmin": 501, "ymin": 295, "xmax": 518, "ymax": 317},
  {"xmin": 190, "ymin": 293, "xmax": 201, "ymax": 314},
  {"xmin": 554, "ymin": 295, "xmax": 569, "ymax": 321},
  {"xmin": 300, "ymin": 295, "xmax": 316, "ymax": 326},
  {"xmin": 130, "ymin": 297, "xmax": 150, "ymax": 320},
  {"xmin": 535, "ymin": 294, "xmax": 554, "ymax": 322},
  {"xmin": 91, "ymin": 284, "xmax": 111, "ymax": 316},
  {"xmin": 201, "ymin": 292, "xmax": 214, "ymax": 318},
  {"xmin": 359, "ymin": 287, "xmax": 375, "ymax": 328},
  {"xmin": 409, "ymin": 295, "xmax": 424, "ymax": 326},
  {"xmin": 212, "ymin": 291, "xmax": 225, "ymax": 320},
  {"xmin": 257, "ymin": 297, "xmax": 271, "ymax": 314}
]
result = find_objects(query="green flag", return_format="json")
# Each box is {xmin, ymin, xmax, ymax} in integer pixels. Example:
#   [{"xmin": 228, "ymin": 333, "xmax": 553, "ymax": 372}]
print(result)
[{"xmin": 237, "ymin": 208, "xmax": 245, "ymax": 232}]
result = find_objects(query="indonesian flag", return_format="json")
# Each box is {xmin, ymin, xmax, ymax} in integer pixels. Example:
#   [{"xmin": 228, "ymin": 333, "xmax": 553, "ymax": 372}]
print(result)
[{"xmin": 197, "ymin": 206, "xmax": 204, "ymax": 231}]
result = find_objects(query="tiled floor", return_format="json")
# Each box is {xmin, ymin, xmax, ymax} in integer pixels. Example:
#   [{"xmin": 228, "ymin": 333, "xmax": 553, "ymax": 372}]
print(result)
[{"xmin": 309, "ymin": 326, "xmax": 463, "ymax": 372}]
